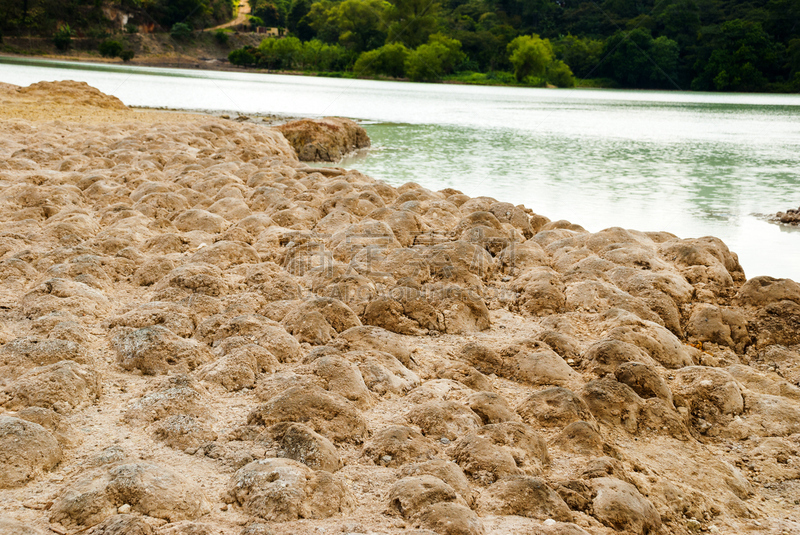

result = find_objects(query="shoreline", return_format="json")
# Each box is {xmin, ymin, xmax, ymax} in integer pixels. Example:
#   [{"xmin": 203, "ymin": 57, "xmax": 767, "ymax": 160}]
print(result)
[{"xmin": 0, "ymin": 79, "xmax": 799, "ymax": 535}]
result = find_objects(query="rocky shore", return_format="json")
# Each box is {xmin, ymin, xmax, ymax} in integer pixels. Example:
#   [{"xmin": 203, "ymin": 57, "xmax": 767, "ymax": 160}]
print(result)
[
  {"xmin": 1, "ymin": 80, "xmax": 799, "ymax": 535},
  {"xmin": 774, "ymin": 207, "xmax": 800, "ymax": 226}
]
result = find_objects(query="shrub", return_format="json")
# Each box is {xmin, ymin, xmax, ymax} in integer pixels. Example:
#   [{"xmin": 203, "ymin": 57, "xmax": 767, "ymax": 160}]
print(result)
[
  {"xmin": 249, "ymin": 16, "xmax": 265, "ymax": 29},
  {"xmin": 120, "ymin": 49, "xmax": 135, "ymax": 62},
  {"xmin": 125, "ymin": 23, "xmax": 138, "ymax": 34},
  {"xmin": 405, "ymin": 34, "xmax": 465, "ymax": 82},
  {"xmin": 99, "ymin": 39, "xmax": 124, "ymax": 58},
  {"xmin": 354, "ymin": 43, "xmax": 409, "ymax": 77},
  {"xmin": 214, "ymin": 29, "xmax": 230, "ymax": 45},
  {"xmin": 170, "ymin": 22, "xmax": 193, "ymax": 40},
  {"xmin": 53, "ymin": 25, "xmax": 74, "ymax": 51},
  {"xmin": 229, "ymin": 47, "xmax": 257, "ymax": 66}
]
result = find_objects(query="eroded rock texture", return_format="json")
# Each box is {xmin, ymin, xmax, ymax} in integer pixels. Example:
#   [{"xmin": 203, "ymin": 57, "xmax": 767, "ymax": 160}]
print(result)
[{"xmin": 0, "ymin": 81, "xmax": 799, "ymax": 535}]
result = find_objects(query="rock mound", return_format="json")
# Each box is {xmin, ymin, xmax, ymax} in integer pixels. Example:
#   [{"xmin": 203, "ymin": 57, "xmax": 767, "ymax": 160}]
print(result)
[{"xmin": 276, "ymin": 117, "xmax": 370, "ymax": 162}]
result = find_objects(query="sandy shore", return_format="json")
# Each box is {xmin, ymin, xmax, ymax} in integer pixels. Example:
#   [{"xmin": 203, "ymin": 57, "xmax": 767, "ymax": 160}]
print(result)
[{"xmin": 0, "ymin": 80, "xmax": 799, "ymax": 535}]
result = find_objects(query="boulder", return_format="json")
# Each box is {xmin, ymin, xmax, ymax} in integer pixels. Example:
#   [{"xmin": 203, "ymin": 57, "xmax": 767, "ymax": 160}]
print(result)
[
  {"xmin": 224, "ymin": 458, "xmax": 350, "ymax": 520},
  {"xmin": 516, "ymin": 387, "xmax": 594, "ymax": 428},
  {"xmin": 3, "ymin": 360, "xmax": 101, "ymax": 411},
  {"xmin": 50, "ymin": 463, "xmax": 211, "ymax": 529},
  {"xmin": 362, "ymin": 425, "xmax": 438, "ymax": 467},
  {"xmin": 0, "ymin": 416, "xmax": 62, "ymax": 488},
  {"xmin": 276, "ymin": 117, "xmax": 370, "ymax": 162},
  {"xmin": 476, "ymin": 476, "xmax": 572, "ymax": 521},
  {"xmin": 408, "ymin": 400, "xmax": 482, "ymax": 441},
  {"xmin": 247, "ymin": 385, "xmax": 368, "ymax": 443},
  {"xmin": 388, "ymin": 475, "xmax": 465, "ymax": 518},
  {"xmin": 590, "ymin": 477, "xmax": 661, "ymax": 535},
  {"xmin": 111, "ymin": 325, "xmax": 212, "ymax": 375}
]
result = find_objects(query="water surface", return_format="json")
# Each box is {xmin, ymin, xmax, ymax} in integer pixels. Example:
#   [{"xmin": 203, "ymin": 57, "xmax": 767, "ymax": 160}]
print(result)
[{"xmin": 2, "ymin": 56, "xmax": 799, "ymax": 279}]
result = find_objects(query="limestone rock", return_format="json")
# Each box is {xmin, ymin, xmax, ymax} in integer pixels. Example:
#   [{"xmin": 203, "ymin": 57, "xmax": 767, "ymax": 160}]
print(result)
[
  {"xmin": 50, "ymin": 463, "xmax": 211, "ymax": 529},
  {"xmin": 590, "ymin": 477, "xmax": 661, "ymax": 535},
  {"xmin": 0, "ymin": 416, "xmax": 62, "ymax": 488},
  {"xmin": 225, "ymin": 458, "xmax": 350, "ymax": 521}
]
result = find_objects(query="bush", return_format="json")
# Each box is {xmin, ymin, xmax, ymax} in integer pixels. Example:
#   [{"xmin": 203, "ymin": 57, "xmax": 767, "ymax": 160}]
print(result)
[
  {"xmin": 99, "ymin": 39, "xmax": 124, "ymax": 58},
  {"xmin": 229, "ymin": 47, "xmax": 257, "ymax": 66},
  {"xmin": 353, "ymin": 43, "xmax": 409, "ymax": 77},
  {"xmin": 125, "ymin": 23, "xmax": 138, "ymax": 34},
  {"xmin": 170, "ymin": 22, "xmax": 193, "ymax": 40},
  {"xmin": 214, "ymin": 29, "xmax": 230, "ymax": 45},
  {"xmin": 249, "ymin": 16, "xmax": 265, "ymax": 30},
  {"xmin": 546, "ymin": 60, "xmax": 576, "ymax": 88},
  {"xmin": 405, "ymin": 34, "xmax": 465, "ymax": 82},
  {"xmin": 120, "ymin": 49, "xmax": 135, "ymax": 62},
  {"xmin": 53, "ymin": 25, "xmax": 74, "ymax": 51}
]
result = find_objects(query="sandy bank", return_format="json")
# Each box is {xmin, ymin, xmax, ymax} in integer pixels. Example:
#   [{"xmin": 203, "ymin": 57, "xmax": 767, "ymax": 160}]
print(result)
[{"xmin": 0, "ymin": 81, "xmax": 799, "ymax": 535}]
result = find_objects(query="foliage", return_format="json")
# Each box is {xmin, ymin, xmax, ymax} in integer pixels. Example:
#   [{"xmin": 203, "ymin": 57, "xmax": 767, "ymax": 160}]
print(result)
[
  {"xmin": 227, "ymin": 36, "xmax": 350, "ymax": 69},
  {"xmin": 99, "ymin": 39, "xmax": 124, "ymax": 58},
  {"xmin": 405, "ymin": 33, "xmax": 465, "ymax": 81},
  {"xmin": 552, "ymin": 34, "xmax": 602, "ymax": 79},
  {"xmin": 507, "ymin": 34, "xmax": 576, "ymax": 86},
  {"xmin": 214, "ymin": 29, "xmax": 230, "ymax": 45},
  {"xmin": 385, "ymin": 0, "xmax": 443, "ymax": 48},
  {"xmin": 3, "ymin": 0, "xmax": 798, "ymax": 91},
  {"xmin": 507, "ymin": 34, "xmax": 552, "ymax": 81},
  {"xmin": 120, "ymin": 49, "xmax": 135, "ymax": 61},
  {"xmin": 125, "ymin": 23, "xmax": 138, "ymax": 33},
  {"xmin": 249, "ymin": 15, "xmax": 265, "ymax": 28},
  {"xmin": 170, "ymin": 22, "xmax": 193, "ymax": 40},
  {"xmin": 353, "ymin": 42, "xmax": 409, "ymax": 76},
  {"xmin": 306, "ymin": 0, "xmax": 390, "ymax": 51},
  {"xmin": 601, "ymin": 29, "xmax": 679, "ymax": 88},
  {"xmin": 690, "ymin": 20, "xmax": 783, "ymax": 92},
  {"xmin": 229, "ymin": 46, "xmax": 257, "ymax": 65},
  {"xmin": 53, "ymin": 24, "xmax": 74, "ymax": 51}
]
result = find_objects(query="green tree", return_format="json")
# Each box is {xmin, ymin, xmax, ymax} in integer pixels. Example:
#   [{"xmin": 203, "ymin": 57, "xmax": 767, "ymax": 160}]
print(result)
[
  {"xmin": 229, "ymin": 46, "xmax": 257, "ymax": 65},
  {"xmin": 507, "ymin": 34, "xmax": 552, "ymax": 81},
  {"xmin": 307, "ymin": 0, "xmax": 390, "ymax": 51},
  {"xmin": 170, "ymin": 22, "xmax": 193, "ymax": 39},
  {"xmin": 52, "ymin": 24, "xmax": 74, "ymax": 51},
  {"xmin": 553, "ymin": 34, "xmax": 603, "ymax": 78},
  {"xmin": 353, "ymin": 42, "xmax": 409, "ymax": 76},
  {"xmin": 405, "ymin": 33, "xmax": 465, "ymax": 81},
  {"xmin": 99, "ymin": 39, "xmax": 124, "ymax": 57},
  {"xmin": 690, "ymin": 20, "xmax": 783, "ymax": 91},
  {"xmin": 385, "ymin": 0, "xmax": 442, "ymax": 48},
  {"xmin": 601, "ymin": 28, "xmax": 679, "ymax": 88}
]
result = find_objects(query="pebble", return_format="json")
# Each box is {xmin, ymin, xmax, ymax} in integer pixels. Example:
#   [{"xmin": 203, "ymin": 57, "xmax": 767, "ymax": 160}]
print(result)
[
  {"xmin": 440, "ymin": 437, "xmax": 450, "ymax": 445},
  {"xmin": 118, "ymin": 503, "xmax": 131, "ymax": 514}
]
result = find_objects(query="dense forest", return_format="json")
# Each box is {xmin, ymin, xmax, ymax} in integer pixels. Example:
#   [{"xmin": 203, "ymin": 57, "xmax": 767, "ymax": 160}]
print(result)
[{"xmin": 2, "ymin": 0, "xmax": 799, "ymax": 91}]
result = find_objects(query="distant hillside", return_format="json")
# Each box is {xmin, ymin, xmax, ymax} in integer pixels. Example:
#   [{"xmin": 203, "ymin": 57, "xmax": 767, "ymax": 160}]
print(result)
[{"xmin": 3, "ymin": 0, "xmax": 799, "ymax": 92}]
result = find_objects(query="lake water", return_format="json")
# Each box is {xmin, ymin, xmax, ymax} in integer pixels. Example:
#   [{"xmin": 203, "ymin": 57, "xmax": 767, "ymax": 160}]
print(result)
[{"xmin": 2, "ymin": 56, "xmax": 799, "ymax": 280}]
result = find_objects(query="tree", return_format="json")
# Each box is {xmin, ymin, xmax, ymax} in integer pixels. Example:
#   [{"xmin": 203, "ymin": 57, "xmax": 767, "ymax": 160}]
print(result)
[
  {"xmin": 53, "ymin": 24, "xmax": 74, "ymax": 51},
  {"xmin": 690, "ymin": 20, "xmax": 783, "ymax": 91},
  {"xmin": 601, "ymin": 28, "xmax": 679, "ymax": 88},
  {"xmin": 385, "ymin": 0, "xmax": 442, "ymax": 48},
  {"xmin": 307, "ymin": 0, "xmax": 390, "ymax": 51},
  {"xmin": 507, "ymin": 34, "xmax": 552, "ymax": 81},
  {"xmin": 170, "ymin": 22, "xmax": 193, "ymax": 39},
  {"xmin": 99, "ymin": 39, "xmax": 124, "ymax": 57},
  {"xmin": 353, "ymin": 42, "xmax": 409, "ymax": 76},
  {"xmin": 405, "ymin": 33, "xmax": 465, "ymax": 81},
  {"xmin": 553, "ymin": 34, "xmax": 603, "ymax": 78}
]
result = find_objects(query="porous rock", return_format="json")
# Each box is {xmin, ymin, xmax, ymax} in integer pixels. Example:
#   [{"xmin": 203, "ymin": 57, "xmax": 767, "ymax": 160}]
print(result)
[
  {"xmin": 225, "ymin": 458, "xmax": 350, "ymax": 521},
  {"xmin": 0, "ymin": 415, "xmax": 62, "ymax": 488}
]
